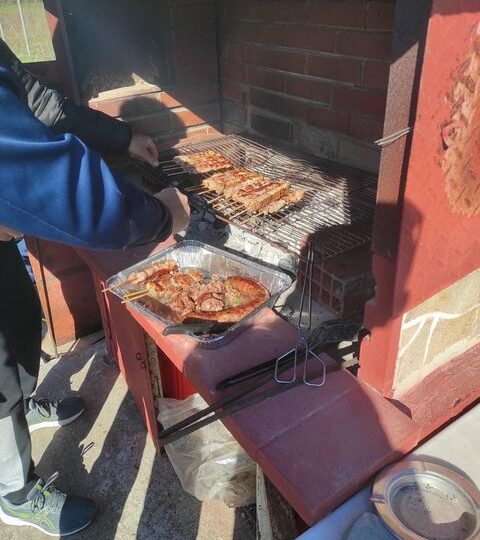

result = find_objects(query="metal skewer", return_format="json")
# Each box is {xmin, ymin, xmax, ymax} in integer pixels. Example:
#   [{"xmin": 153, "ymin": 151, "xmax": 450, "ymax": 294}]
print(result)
[{"xmin": 167, "ymin": 171, "xmax": 189, "ymax": 177}]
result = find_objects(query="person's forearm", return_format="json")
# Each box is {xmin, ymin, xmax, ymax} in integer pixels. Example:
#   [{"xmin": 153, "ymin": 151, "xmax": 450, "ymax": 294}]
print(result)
[
  {"xmin": 54, "ymin": 100, "xmax": 132, "ymax": 155},
  {"xmin": 0, "ymin": 68, "xmax": 171, "ymax": 250},
  {"xmin": 0, "ymin": 39, "xmax": 131, "ymax": 155}
]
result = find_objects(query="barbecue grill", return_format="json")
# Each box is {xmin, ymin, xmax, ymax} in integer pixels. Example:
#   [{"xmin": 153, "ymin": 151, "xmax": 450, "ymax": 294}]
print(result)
[
  {"xmin": 22, "ymin": 1, "xmax": 480, "ymax": 533},
  {"xmin": 136, "ymin": 134, "xmax": 376, "ymax": 259},
  {"xmin": 132, "ymin": 134, "xmax": 377, "ymax": 316}
]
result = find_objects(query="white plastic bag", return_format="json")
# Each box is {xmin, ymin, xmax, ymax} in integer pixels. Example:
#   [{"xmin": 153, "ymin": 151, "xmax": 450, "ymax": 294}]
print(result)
[{"xmin": 157, "ymin": 393, "xmax": 256, "ymax": 507}]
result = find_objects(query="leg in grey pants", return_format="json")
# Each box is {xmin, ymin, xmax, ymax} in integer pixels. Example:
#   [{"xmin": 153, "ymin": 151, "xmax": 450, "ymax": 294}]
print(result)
[{"xmin": 0, "ymin": 239, "xmax": 42, "ymax": 499}]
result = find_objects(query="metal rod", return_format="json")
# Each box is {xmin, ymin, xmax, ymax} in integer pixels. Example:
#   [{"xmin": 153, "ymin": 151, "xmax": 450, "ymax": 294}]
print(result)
[
  {"xmin": 34, "ymin": 238, "xmax": 59, "ymax": 359},
  {"xmin": 159, "ymin": 349, "xmax": 341, "ymax": 446},
  {"xmin": 167, "ymin": 171, "xmax": 189, "ymax": 177},
  {"xmin": 17, "ymin": 0, "xmax": 31, "ymax": 57}
]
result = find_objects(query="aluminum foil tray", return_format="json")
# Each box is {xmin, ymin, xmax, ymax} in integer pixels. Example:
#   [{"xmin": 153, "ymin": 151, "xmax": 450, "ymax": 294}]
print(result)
[{"xmin": 106, "ymin": 240, "xmax": 293, "ymax": 348}]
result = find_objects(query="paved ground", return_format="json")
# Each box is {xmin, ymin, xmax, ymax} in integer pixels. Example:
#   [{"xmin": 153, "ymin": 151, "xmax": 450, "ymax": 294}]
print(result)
[{"xmin": 0, "ymin": 339, "xmax": 256, "ymax": 540}]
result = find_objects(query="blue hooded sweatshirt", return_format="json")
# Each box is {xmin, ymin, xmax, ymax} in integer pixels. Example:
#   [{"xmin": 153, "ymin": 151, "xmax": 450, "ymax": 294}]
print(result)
[{"xmin": 0, "ymin": 66, "xmax": 171, "ymax": 250}]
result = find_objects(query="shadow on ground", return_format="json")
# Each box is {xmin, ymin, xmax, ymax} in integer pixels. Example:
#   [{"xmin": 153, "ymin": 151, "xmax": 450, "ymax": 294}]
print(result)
[{"xmin": 0, "ymin": 341, "xmax": 255, "ymax": 540}]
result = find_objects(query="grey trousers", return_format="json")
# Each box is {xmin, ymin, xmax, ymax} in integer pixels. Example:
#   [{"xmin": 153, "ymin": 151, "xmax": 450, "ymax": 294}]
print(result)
[{"xmin": 0, "ymin": 240, "xmax": 41, "ymax": 497}]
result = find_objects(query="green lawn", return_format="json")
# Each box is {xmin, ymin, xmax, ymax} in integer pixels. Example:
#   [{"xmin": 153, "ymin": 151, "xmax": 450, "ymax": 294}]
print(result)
[{"xmin": 0, "ymin": 1, "xmax": 55, "ymax": 62}]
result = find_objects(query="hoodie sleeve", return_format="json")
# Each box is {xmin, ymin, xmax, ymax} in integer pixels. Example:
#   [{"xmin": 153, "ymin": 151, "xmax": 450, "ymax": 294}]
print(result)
[
  {"xmin": 0, "ymin": 74, "xmax": 171, "ymax": 250},
  {"xmin": 0, "ymin": 39, "xmax": 132, "ymax": 155}
]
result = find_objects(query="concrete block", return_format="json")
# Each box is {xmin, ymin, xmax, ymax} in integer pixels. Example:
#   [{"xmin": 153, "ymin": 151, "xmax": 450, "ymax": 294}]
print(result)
[{"xmin": 394, "ymin": 266, "xmax": 480, "ymax": 394}]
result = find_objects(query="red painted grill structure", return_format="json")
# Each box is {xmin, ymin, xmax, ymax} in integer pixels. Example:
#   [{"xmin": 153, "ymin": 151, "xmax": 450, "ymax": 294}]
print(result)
[{"xmin": 25, "ymin": 0, "xmax": 480, "ymax": 529}]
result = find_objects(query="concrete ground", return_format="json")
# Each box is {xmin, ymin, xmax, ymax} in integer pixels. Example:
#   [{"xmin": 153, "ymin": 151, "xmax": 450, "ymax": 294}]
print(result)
[{"xmin": 0, "ymin": 337, "xmax": 256, "ymax": 540}]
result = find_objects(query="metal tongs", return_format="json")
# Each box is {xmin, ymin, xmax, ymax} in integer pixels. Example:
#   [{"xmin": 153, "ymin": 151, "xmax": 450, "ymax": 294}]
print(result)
[{"xmin": 274, "ymin": 243, "xmax": 326, "ymax": 387}]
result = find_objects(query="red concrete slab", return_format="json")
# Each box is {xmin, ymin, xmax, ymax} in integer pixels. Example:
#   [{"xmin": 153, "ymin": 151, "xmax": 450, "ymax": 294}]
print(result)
[
  {"xmin": 128, "ymin": 303, "xmax": 419, "ymax": 525},
  {"xmin": 249, "ymin": 371, "xmax": 419, "ymax": 524}
]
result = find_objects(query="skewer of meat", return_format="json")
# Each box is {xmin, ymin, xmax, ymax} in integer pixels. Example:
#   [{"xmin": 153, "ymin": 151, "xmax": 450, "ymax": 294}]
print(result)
[
  {"xmin": 235, "ymin": 188, "xmax": 305, "ymax": 219},
  {"xmin": 174, "ymin": 151, "xmax": 233, "ymax": 174},
  {"xmin": 234, "ymin": 181, "xmax": 291, "ymax": 212},
  {"xmin": 202, "ymin": 169, "xmax": 263, "ymax": 194},
  {"xmin": 258, "ymin": 188, "xmax": 306, "ymax": 215},
  {"xmin": 223, "ymin": 177, "xmax": 272, "ymax": 200},
  {"xmin": 103, "ymin": 260, "xmax": 177, "ymax": 292}
]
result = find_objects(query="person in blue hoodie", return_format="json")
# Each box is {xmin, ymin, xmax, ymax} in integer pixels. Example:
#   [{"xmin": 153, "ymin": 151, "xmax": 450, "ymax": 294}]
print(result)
[{"xmin": 0, "ymin": 39, "xmax": 190, "ymax": 536}]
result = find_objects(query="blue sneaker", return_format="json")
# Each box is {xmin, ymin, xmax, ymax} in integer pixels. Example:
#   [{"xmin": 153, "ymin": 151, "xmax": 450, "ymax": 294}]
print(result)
[
  {"xmin": 26, "ymin": 397, "xmax": 85, "ymax": 433},
  {"xmin": 0, "ymin": 473, "xmax": 95, "ymax": 536}
]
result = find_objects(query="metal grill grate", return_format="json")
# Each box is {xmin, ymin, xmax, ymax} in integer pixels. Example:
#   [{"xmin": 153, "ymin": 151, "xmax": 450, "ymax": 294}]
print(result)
[{"xmin": 134, "ymin": 134, "xmax": 377, "ymax": 259}]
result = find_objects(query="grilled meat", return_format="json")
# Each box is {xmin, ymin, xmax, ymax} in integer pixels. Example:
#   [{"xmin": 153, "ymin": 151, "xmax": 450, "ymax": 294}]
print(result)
[
  {"xmin": 186, "ymin": 268, "xmax": 204, "ymax": 282},
  {"xmin": 202, "ymin": 169, "xmax": 263, "ymax": 194},
  {"xmin": 185, "ymin": 277, "xmax": 269, "ymax": 324},
  {"xmin": 234, "ymin": 181, "xmax": 291, "ymax": 212},
  {"xmin": 188, "ymin": 274, "xmax": 224, "ymax": 302},
  {"xmin": 129, "ymin": 260, "xmax": 177, "ymax": 285},
  {"xmin": 130, "ymin": 265, "xmax": 270, "ymax": 326},
  {"xmin": 174, "ymin": 150, "xmax": 233, "ymax": 174},
  {"xmin": 259, "ymin": 189, "xmax": 306, "ymax": 215},
  {"xmin": 201, "ymin": 168, "xmax": 304, "ymax": 215},
  {"xmin": 196, "ymin": 292, "xmax": 224, "ymax": 312}
]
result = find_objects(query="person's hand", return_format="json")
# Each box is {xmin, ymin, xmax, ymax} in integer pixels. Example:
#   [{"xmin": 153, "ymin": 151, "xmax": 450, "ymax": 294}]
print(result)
[
  {"xmin": 154, "ymin": 188, "xmax": 191, "ymax": 234},
  {"xmin": 128, "ymin": 133, "xmax": 159, "ymax": 167},
  {"xmin": 0, "ymin": 226, "xmax": 21, "ymax": 242}
]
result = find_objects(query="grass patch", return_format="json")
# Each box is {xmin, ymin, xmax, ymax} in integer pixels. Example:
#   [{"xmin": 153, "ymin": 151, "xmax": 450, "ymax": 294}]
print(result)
[{"xmin": 0, "ymin": 1, "xmax": 55, "ymax": 62}]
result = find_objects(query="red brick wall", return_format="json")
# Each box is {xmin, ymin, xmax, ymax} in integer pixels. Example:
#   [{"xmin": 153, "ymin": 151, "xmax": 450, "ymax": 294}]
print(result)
[
  {"xmin": 88, "ymin": 0, "xmax": 222, "ymax": 147},
  {"xmin": 217, "ymin": 0, "xmax": 395, "ymax": 172}
]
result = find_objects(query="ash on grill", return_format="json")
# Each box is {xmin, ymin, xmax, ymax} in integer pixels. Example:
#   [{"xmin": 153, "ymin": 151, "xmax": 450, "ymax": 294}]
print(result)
[{"xmin": 134, "ymin": 134, "xmax": 376, "ymax": 317}]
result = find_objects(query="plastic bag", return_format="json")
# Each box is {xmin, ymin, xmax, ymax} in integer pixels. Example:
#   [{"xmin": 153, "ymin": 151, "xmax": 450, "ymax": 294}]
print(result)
[{"xmin": 157, "ymin": 393, "xmax": 256, "ymax": 507}]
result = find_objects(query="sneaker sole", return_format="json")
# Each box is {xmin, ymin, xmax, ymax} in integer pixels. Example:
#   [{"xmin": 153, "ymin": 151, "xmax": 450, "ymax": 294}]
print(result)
[
  {"xmin": 28, "ymin": 408, "xmax": 85, "ymax": 433},
  {"xmin": 0, "ymin": 504, "xmax": 93, "ymax": 537}
]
